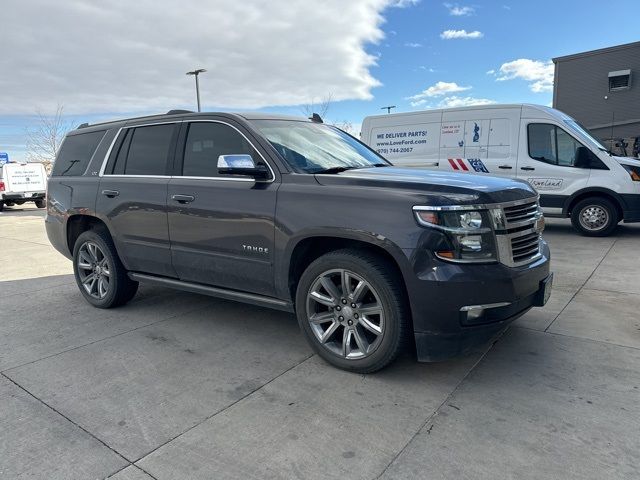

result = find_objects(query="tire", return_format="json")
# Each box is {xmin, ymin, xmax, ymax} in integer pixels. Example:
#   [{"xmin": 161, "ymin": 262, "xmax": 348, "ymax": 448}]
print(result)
[
  {"xmin": 570, "ymin": 197, "xmax": 619, "ymax": 237},
  {"xmin": 72, "ymin": 229, "xmax": 139, "ymax": 308},
  {"xmin": 0, "ymin": 202, "xmax": 4, "ymax": 212},
  {"xmin": 295, "ymin": 249, "xmax": 409, "ymax": 373},
  {"xmin": 5, "ymin": 201, "xmax": 14, "ymax": 207},
  {"xmin": 35, "ymin": 199, "xmax": 45, "ymax": 208}
]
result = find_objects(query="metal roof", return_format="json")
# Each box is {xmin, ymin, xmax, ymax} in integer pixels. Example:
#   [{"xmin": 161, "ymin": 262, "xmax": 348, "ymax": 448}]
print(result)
[{"xmin": 552, "ymin": 41, "xmax": 640, "ymax": 63}]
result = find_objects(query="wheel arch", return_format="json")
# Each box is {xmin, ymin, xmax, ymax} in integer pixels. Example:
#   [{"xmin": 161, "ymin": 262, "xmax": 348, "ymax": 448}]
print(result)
[
  {"xmin": 564, "ymin": 188, "xmax": 624, "ymax": 220},
  {"xmin": 66, "ymin": 214, "xmax": 113, "ymax": 255},
  {"xmin": 282, "ymin": 231, "xmax": 412, "ymax": 315}
]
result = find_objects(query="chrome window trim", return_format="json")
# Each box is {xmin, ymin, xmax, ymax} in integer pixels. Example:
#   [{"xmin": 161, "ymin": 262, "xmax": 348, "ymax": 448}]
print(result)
[{"xmin": 98, "ymin": 119, "xmax": 276, "ymax": 183}]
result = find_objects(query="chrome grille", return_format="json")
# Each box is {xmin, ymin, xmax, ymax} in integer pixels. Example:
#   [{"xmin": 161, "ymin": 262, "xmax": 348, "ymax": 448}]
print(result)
[
  {"xmin": 493, "ymin": 197, "xmax": 543, "ymax": 267},
  {"xmin": 503, "ymin": 200, "xmax": 539, "ymax": 228}
]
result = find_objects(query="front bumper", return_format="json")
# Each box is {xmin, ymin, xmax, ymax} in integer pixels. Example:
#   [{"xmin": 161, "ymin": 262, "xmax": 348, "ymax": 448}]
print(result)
[{"xmin": 405, "ymin": 241, "xmax": 551, "ymax": 362}]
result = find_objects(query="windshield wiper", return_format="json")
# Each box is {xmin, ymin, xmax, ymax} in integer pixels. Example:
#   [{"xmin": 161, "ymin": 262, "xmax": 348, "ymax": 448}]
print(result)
[{"xmin": 314, "ymin": 166, "xmax": 356, "ymax": 174}]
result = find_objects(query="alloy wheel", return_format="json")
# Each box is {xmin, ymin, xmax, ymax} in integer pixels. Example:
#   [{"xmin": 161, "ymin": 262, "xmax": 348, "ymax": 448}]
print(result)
[
  {"xmin": 77, "ymin": 241, "xmax": 111, "ymax": 299},
  {"xmin": 306, "ymin": 268, "xmax": 385, "ymax": 360}
]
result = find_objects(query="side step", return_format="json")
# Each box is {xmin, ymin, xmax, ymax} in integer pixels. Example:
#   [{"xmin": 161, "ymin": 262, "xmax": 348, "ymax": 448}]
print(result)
[{"xmin": 128, "ymin": 273, "xmax": 294, "ymax": 313}]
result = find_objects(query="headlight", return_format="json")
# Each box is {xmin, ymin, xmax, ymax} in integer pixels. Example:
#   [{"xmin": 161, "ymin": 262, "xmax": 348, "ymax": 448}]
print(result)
[
  {"xmin": 621, "ymin": 164, "xmax": 640, "ymax": 182},
  {"xmin": 414, "ymin": 208, "xmax": 497, "ymax": 262}
]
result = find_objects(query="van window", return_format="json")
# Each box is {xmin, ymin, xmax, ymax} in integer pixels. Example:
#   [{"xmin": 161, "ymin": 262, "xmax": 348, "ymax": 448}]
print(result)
[
  {"xmin": 182, "ymin": 122, "xmax": 257, "ymax": 177},
  {"xmin": 52, "ymin": 130, "xmax": 106, "ymax": 176},
  {"xmin": 527, "ymin": 123, "xmax": 583, "ymax": 167},
  {"xmin": 122, "ymin": 124, "xmax": 175, "ymax": 176}
]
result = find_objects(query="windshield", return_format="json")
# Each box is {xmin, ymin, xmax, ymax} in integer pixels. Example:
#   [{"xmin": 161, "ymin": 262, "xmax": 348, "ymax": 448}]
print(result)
[
  {"xmin": 563, "ymin": 119, "xmax": 607, "ymax": 151},
  {"xmin": 251, "ymin": 120, "xmax": 389, "ymax": 173}
]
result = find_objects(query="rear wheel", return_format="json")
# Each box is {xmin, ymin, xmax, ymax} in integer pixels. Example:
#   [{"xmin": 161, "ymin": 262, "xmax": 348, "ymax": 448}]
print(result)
[
  {"xmin": 571, "ymin": 197, "xmax": 618, "ymax": 237},
  {"xmin": 35, "ymin": 199, "xmax": 45, "ymax": 208},
  {"xmin": 72, "ymin": 229, "xmax": 138, "ymax": 308},
  {"xmin": 296, "ymin": 249, "xmax": 409, "ymax": 373}
]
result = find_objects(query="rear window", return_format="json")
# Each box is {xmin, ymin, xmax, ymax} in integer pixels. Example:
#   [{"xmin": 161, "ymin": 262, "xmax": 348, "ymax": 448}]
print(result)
[
  {"xmin": 121, "ymin": 124, "xmax": 175, "ymax": 175},
  {"xmin": 52, "ymin": 130, "xmax": 106, "ymax": 176}
]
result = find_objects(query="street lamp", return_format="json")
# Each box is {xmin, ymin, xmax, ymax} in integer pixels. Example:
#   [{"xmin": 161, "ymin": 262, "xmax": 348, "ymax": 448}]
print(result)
[{"xmin": 186, "ymin": 68, "xmax": 207, "ymax": 112}]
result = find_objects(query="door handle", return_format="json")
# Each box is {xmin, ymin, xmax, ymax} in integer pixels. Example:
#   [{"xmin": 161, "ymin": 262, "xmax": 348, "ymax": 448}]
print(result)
[
  {"xmin": 520, "ymin": 166, "xmax": 536, "ymax": 171},
  {"xmin": 101, "ymin": 189, "xmax": 119, "ymax": 198},
  {"xmin": 171, "ymin": 194, "xmax": 195, "ymax": 204},
  {"xmin": 498, "ymin": 165, "xmax": 513, "ymax": 170}
]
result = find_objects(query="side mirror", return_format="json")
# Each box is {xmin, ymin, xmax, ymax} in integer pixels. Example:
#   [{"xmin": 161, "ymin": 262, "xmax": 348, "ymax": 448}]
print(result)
[
  {"xmin": 574, "ymin": 146, "xmax": 598, "ymax": 168},
  {"xmin": 217, "ymin": 154, "xmax": 269, "ymax": 179}
]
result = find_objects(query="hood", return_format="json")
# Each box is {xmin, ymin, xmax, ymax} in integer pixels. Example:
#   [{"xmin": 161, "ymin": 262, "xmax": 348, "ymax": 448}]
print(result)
[
  {"xmin": 613, "ymin": 155, "xmax": 640, "ymax": 168},
  {"xmin": 314, "ymin": 167, "xmax": 537, "ymax": 206}
]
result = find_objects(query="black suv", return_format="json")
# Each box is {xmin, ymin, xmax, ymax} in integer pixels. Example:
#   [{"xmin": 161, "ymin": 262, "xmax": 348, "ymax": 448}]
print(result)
[{"xmin": 46, "ymin": 111, "xmax": 552, "ymax": 372}]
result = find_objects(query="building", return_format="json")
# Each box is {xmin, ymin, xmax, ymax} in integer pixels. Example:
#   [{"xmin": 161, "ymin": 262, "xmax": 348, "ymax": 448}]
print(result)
[{"xmin": 553, "ymin": 41, "xmax": 640, "ymax": 156}]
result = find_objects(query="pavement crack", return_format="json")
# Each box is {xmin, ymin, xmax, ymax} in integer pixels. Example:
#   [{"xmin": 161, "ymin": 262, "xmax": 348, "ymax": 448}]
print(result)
[
  {"xmin": 1, "ymin": 371, "xmax": 133, "ymax": 464},
  {"xmin": 373, "ymin": 335, "xmax": 499, "ymax": 480},
  {"xmin": 544, "ymin": 240, "xmax": 617, "ymax": 333},
  {"xmin": 131, "ymin": 353, "xmax": 315, "ymax": 467}
]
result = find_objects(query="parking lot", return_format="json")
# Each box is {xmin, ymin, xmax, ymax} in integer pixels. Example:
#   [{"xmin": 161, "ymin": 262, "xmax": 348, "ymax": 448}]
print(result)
[{"xmin": 0, "ymin": 206, "xmax": 638, "ymax": 479}]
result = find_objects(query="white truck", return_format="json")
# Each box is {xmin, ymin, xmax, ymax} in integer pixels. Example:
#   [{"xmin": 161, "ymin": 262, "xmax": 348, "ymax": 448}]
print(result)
[
  {"xmin": 0, "ymin": 162, "xmax": 47, "ymax": 211},
  {"xmin": 361, "ymin": 104, "xmax": 640, "ymax": 236}
]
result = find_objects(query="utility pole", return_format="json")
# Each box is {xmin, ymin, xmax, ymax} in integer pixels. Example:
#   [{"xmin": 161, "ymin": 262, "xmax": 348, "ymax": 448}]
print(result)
[
  {"xmin": 381, "ymin": 105, "xmax": 396, "ymax": 114},
  {"xmin": 186, "ymin": 68, "xmax": 207, "ymax": 112}
]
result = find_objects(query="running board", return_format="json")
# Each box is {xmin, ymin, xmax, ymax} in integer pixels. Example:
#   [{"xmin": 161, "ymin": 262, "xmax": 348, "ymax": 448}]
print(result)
[{"xmin": 128, "ymin": 273, "xmax": 294, "ymax": 312}]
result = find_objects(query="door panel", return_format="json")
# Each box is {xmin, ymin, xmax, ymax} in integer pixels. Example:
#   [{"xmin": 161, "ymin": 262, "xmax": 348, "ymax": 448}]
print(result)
[
  {"xmin": 167, "ymin": 120, "xmax": 278, "ymax": 296},
  {"xmin": 97, "ymin": 176, "xmax": 175, "ymax": 277},
  {"xmin": 167, "ymin": 178, "xmax": 277, "ymax": 296}
]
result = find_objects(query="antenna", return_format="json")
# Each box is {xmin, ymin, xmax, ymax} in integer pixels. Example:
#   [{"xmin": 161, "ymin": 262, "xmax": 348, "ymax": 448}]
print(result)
[
  {"xmin": 381, "ymin": 105, "xmax": 396, "ymax": 114},
  {"xmin": 309, "ymin": 113, "xmax": 323, "ymax": 123}
]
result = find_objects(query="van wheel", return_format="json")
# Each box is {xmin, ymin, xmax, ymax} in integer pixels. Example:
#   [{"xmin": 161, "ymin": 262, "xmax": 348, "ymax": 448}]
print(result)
[
  {"xmin": 72, "ymin": 229, "xmax": 139, "ymax": 308},
  {"xmin": 296, "ymin": 249, "xmax": 409, "ymax": 373},
  {"xmin": 571, "ymin": 197, "xmax": 618, "ymax": 237},
  {"xmin": 35, "ymin": 199, "xmax": 45, "ymax": 208}
]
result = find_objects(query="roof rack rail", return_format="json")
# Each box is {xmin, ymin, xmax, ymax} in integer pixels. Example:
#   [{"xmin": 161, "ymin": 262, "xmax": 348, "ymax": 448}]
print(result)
[
  {"xmin": 166, "ymin": 109, "xmax": 194, "ymax": 115},
  {"xmin": 77, "ymin": 122, "xmax": 90, "ymax": 129}
]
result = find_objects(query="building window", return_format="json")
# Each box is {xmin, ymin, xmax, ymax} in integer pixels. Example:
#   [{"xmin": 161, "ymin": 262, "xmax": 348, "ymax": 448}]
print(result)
[{"xmin": 608, "ymin": 69, "xmax": 631, "ymax": 91}]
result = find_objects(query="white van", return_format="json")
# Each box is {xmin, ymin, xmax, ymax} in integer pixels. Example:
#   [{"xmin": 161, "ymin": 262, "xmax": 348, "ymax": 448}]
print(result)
[
  {"xmin": 361, "ymin": 104, "xmax": 640, "ymax": 236},
  {"xmin": 0, "ymin": 162, "xmax": 47, "ymax": 211}
]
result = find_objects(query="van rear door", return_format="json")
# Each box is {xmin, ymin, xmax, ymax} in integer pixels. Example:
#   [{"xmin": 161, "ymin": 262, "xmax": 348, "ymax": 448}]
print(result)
[
  {"xmin": 4, "ymin": 163, "xmax": 46, "ymax": 193},
  {"xmin": 439, "ymin": 108, "xmax": 518, "ymax": 178}
]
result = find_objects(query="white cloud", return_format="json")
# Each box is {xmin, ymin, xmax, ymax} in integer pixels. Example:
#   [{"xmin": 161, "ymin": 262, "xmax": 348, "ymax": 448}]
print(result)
[
  {"xmin": 404, "ymin": 42, "xmax": 423, "ymax": 48},
  {"xmin": 440, "ymin": 29, "xmax": 484, "ymax": 39},
  {"xmin": 495, "ymin": 58, "xmax": 554, "ymax": 92},
  {"xmin": 410, "ymin": 95, "xmax": 496, "ymax": 109},
  {"xmin": 437, "ymin": 96, "xmax": 496, "ymax": 108},
  {"xmin": 407, "ymin": 81, "xmax": 472, "ymax": 102},
  {"xmin": 0, "ymin": 0, "xmax": 418, "ymax": 115},
  {"xmin": 486, "ymin": 69, "xmax": 495, "ymax": 75},
  {"xmin": 443, "ymin": 3, "xmax": 474, "ymax": 16},
  {"xmin": 419, "ymin": 66, "xmax": 436, "ymax": 72}
]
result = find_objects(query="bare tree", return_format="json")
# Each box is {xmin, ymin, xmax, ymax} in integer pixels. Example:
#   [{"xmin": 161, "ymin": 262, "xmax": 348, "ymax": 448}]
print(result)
[
  {"xmin": 300, "ymin": 93, "xmax": 333, "ymax": 120},
  {"xmin": 25, "ymin": 105, "xmax": 74, "ymax": 173},
  {"xmin": 332, "ymin": 120, "xmax": 354, "ymax": 135}
]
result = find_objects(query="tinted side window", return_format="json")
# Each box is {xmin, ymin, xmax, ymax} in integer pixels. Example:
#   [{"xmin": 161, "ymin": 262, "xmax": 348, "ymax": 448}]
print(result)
[
  {"xmin": 182, "ymin": 122, "xmax": 257, "ymax": 177},
  {"xmin": 52, "ymin": 130, "xmax": 106, "ymax": 176},
  {"xmin": 527, "ymin": 123, "xmax": 584, "ymax": 167},
  {"xmin": 124, "ymin": 124, "xmax": 175, "ymax": 175}
]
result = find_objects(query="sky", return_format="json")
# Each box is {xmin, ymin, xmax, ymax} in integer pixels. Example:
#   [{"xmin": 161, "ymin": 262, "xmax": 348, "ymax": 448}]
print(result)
[{"xmin": 1, "ymin": 0, "xmax": 639, "ymax": 162}]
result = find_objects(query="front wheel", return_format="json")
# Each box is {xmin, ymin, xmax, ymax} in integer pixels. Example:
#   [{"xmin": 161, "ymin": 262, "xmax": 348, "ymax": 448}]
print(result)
[
  {"xmin": 296, "ymin": 249, "xmax": 409, "ymax": 373},
  {"xmin": 72, "ymin": 229, "xmax": 139, "ymax": 308},
  {"xmin": 571, "ymin": 197, "xmax": 619, "ymax": 237}
]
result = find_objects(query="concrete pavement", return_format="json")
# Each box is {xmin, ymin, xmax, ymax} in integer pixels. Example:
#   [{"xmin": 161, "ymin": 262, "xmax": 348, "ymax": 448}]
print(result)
[{"xmin": 0, "ymin": 206, "xmax": 638, "ymax": 479}]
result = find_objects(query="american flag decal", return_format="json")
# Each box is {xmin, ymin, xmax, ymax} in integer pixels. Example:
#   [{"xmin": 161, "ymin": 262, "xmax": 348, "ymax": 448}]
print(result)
[{"xmin": 448, "ymin": 158, "xmax": 489, "ymax": 173}]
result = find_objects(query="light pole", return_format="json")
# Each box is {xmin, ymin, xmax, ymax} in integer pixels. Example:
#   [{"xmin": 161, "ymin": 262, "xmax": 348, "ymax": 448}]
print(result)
[
  {"xmin": 186, "ymin": 68, "xmax": 207, "ymax": 112},
  {"xmin": 381, "ymin": 105, "xmax": 396, "ymax": 114}
]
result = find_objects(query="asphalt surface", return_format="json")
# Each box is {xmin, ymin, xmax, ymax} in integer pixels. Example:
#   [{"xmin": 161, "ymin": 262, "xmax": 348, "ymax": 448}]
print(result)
[{"xmin": 1, "ymin": 206, "xmax": 639, "ymax": 479}]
